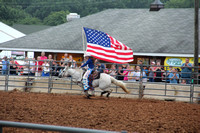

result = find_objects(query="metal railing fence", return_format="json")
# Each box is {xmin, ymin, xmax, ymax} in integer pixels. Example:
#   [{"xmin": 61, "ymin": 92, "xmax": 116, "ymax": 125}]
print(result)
[
  {"xmin": 0, "ymin": 120, "xmax": 122, "ymax": 133},
  {"xmin": 0, "ymin": 59, "xmax": 199, "ymax": 103}
]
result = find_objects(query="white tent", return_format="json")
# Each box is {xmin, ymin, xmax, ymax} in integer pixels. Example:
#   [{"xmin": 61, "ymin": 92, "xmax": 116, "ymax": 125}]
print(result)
[
  {"xmin": 0, "ymin": 22, "xmax": 25, "ymax": 44},
  {"xmin": 0, "ymin": 22, "xmax": 26, "ymax": 58}
]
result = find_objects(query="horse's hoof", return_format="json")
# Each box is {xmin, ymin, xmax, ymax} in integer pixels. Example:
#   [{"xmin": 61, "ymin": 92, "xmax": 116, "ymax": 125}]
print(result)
[{"xmin": 87, "ymin": 95, "xmax": 91, "ymax": 99}]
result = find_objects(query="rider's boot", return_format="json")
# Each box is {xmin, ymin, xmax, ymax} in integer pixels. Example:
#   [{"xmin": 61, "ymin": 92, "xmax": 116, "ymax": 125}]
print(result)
[{"xmin": 84, "ymin": 90, "xmax": 91, "ymax": 99}]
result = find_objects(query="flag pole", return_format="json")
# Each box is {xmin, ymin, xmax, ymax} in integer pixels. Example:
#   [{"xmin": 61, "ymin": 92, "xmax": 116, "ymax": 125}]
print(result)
[{"xmin": 82, "ymin": 27, "xmax": 86, "ymax": 54}]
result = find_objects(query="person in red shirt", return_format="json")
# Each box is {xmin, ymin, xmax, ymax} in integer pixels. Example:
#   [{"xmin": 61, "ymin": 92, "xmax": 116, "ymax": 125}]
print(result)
[
  {"xmin": 39, "ymin": 51, "xmax": 47, "ymax": 66},
  {"xmin": 35, "ymin": 56, "xmax": 43, "ymax": 77},
  {"xmin": 40, "ymin": 51, "xmax": 47, "ymax": 60}
]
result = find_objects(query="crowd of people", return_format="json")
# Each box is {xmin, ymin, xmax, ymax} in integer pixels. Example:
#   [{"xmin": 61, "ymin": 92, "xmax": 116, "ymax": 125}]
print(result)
[
  {"xmin": 111, "ymin": 59, "xmax": 193, "ymax": 85},
  {"xmin": 0, "ymin": 52, "xmax": 76, "ymax": 77},
  {"xmin": 0, "ymin": 52, "xmax": 195, "ymax": 85}
]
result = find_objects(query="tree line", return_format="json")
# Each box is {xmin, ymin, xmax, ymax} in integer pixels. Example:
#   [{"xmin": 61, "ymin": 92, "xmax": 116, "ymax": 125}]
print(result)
[{"xmin": 0, "ymin": 0, "xmax": 196, "ymax": 26}]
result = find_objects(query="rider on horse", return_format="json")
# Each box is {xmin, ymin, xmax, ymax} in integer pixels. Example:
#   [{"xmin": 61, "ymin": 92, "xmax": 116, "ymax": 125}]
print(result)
[{"xmin": 80, "ymin": 53, "xmax": 95, "ymax": 95}]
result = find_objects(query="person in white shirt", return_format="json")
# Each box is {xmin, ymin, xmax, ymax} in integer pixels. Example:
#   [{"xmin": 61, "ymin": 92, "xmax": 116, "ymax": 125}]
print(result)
[
  {"xmin": 128, "ymin": 66, "xmax": 136, "ymax": 82},
  {"xmin": 42, "ymin": 59, "xmax": 50, "ymax": 76},
  {"xmin": 23, "ymin": 57, "xmax": 30, "ymax": 75}
]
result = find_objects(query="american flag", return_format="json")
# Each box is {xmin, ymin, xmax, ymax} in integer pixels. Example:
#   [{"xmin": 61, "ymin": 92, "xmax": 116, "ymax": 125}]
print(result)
[{"xmin": 83, "ymin": 27, "xmax": 133, "ymax": 64}]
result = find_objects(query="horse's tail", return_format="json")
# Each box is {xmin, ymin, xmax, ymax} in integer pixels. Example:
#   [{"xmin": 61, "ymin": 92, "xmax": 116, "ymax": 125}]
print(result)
[{"xmin": 110, "ymin": 76, "xmax": 130, "ymax": 94}]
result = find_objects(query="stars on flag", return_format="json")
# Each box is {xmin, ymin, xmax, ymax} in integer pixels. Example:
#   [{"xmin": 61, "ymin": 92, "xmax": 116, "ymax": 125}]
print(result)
[{"xmin": 84, "ymin": 28, "xmax": 111, "ymax": 47}]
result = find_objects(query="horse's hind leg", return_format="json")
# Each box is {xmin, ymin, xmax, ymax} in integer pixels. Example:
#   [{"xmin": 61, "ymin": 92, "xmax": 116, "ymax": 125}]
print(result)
[{"xmin": 106, "ymin": 89, "xmax": 113, "ymax": 98}]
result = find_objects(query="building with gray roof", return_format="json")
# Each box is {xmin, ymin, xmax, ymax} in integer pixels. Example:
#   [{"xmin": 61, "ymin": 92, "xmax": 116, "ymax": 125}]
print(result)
[
  {"xmin": 12, "ymin": 24, "xmax": 52, "ymax": 35},
  {"xmin": 0, "ymin": 9, "xmax": 198, "ymax": 64}
]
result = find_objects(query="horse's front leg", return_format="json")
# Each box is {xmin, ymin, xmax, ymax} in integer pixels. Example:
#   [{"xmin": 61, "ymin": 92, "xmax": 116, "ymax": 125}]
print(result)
[
  {"xmin": 100, "ymin": 91, "xmax": 107, "ymax": 97},
  {"xmin": 84, "ymin": 90, "xmax": 92, "ymax": 99}
]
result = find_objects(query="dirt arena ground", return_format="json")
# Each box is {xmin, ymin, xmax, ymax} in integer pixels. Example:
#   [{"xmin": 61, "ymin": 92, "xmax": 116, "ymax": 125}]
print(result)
[{"xmin": 0, "ymin": 90, "xmax": 200, "ymax": 133}]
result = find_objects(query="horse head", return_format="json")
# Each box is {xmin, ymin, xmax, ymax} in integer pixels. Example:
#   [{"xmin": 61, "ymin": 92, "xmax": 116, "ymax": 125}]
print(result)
[{"xmin": 58, "ymin": 66, "xmax": 69, "ymax": 78}]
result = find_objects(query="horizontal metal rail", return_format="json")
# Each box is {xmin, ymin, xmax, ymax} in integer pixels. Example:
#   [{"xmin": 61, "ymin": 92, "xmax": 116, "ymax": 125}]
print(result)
[
  {"xmin": 0, "ymin": 59, "xmax": 199, "ymax": 103},
  {"xmin": 143, "ymin": 93, "xmax": 191, "ymax": 98},
  {"xmin": 0, "ymin": 120, "xmax": 122, "ymax": 133}
]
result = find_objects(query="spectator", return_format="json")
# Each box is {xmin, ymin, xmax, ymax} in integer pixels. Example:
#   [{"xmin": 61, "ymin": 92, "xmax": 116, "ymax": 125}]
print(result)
[
  {"xmin": 52, "ymin": 60, "xmax": 59, "ymax": 76},
  {"xmin": 104, "ymin": 64, "xmax": 109, "ymax": 74},
  {"xmin": 181, "ymin": 79, "xmax": 186, "ymax": 84},
  {"xmin": 181, "ymin": 58, "xmax": 192, "ymax": 84},
  {"xmin": 48, "ymin": 54, "xmax": 53, "ymax": 61},
  {"xmin": 10, "ymin": 57, "xmax": 20, "ymax": 69},
  {"xmin": 138, "ymin": 60, "xmax": 143, "ymax": 70},
  {"xmin": 96, "ymin": 61, "xmax": 105, "ymax": 73},
  {"xmin": 134, "ymin": 66, "xmax": 141, "ymax": 81},
  {"xmin": 169, "ymin": 68, "xmax": 179, "ymax": 84},
  {"xmin": 40, "ymin": 51, "xmax": 48, "ymax": 60},
  {"xmin": 1, "ymin": 56, "xmax": 9, "ymax": 75},
  {"xmin": 142, "ymin": 66, "xmax": 148, "ymax": 82},
  {"xmin": 30, "ymin": 58, "xmax": 36, "ymax": 76},
  {"xmin": 9, "ymin": 59, "xmax": 17, "ymax": 75},
  {"xmin": 116, "ymin": 65, "xmax": 124, "ymax": 80},
  {"xmin": 59, "ymin": 53, "xmax": 69, "ymax": 67},
  {"xmin": 68, "ymin": 55, "xmax": 76, "ymax": 68},
  {"xmin": 143, "ymin": 66, "xmax": 149, "ymax": 77},
  {"xmin": 135, "ymin": 66, "xmax": 147, "ymax": 83},
  {"xmin": 166, "ymin": 66, "xmax": 173, "ymax": 83},
  {"xmin": 59, "ymin": 58, "xmax": 65, "ymax": 67},
  {"xmin": 176, "ymin": 68, "xmax": 181, "ymax": 83},
  {"xmin": 22, "ymin": 57, "xmax": 30, "ymax": 76},
  {"xmin": 39, "ymin": 51, "xmax": 47, "ymax": 66},
  {"xmin": 122, "ymin": 64, "xmax": 127, "ymax": 70},
  {"xmin": 154, "ymin": 62, "xmax": 164, "ymax": 82},
  {"xmin": 128, "ymin": 66, "xmax": 136, "ymax": 82},
  {"xmin": 107, "ymin": 64, "xmax": 117, "ymax": 78},
  {"xmin": 122, "ymin": 64, "xmax": 131, "ymax": 81},
  {"xmin": 149, "ymin": 61, "xmax": 155, "ymax": 82},
  {"xmin": 48, "ymin": 54, "xmax": 53, "ymax": 65},
  {"xmin": 42, "ymin": 59, "xmax": 50, "ymax": 76},
  {"xmin": 35, "ymin": 56, "xmax": 43, "ymax": 77}
]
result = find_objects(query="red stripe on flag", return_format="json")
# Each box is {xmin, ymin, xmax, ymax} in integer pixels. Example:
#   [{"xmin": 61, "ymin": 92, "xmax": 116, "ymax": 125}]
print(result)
[
  {"xmin": 86, "ymin": 49, "xmax": 133, "ymax": 61},
  {"xmin": 90, "ymin": 55, "xmax": 132, "ymax": 64},
  {"xmin": 108, "ymin": 34, "xmax": 130, "ymax": 50},
  {"xmin": 87, "ymin": 45, "xmax": 133, "ymax": 55}
]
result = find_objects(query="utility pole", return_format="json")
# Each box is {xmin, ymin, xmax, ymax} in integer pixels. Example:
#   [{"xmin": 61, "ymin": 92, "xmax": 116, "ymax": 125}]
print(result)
[{"xmin": 194, "ymin": 0, "xmax": 199, "ymax": 84}]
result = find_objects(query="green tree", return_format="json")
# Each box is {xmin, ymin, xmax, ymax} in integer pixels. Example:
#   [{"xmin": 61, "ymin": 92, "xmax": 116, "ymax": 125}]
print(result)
[
  {"xmin": 17, "ymin": 17, "xmax": 42, "ymax": 25},
  {"xmin": 165, "ymin": 0, "xmax": 194, "ymax": 8},
  {"xmin": 43, "ymin": 10, "xmax": 70, "ymax": 26}
]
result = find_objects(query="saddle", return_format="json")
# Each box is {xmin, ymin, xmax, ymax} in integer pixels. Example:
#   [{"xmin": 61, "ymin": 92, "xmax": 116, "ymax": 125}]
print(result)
[
  {"xmin": 82, "ymin": 68, "xmax": 101, "ymax": 80},
  {"xmin": 91, "ymin": 70, "xmax": 100, "ymax": 80}
]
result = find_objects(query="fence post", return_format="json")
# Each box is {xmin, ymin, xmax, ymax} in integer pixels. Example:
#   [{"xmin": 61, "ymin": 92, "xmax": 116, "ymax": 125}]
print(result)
[
  {"xmin": 139, "ymin": 64, "xmax": 143, "ymax": 99},
  {"xmin": 48, "ymin": 60, "xmax": 53, "ymax": 93},
  {"xmin": 190, "ymin": 79, "xmax": 194, "ymax": 103},
  {"xmin": 27, "ymin": 59, "xmax": 31, "ymax": 91},
  {"xmin": 164, "ymin": 66, "xmax": 168, "ymax": 96},
  {"xmin": 0, "ymin": 125, "xmax": 2, "ymax": 133},
  {"xmin": 5, "ymin": 62, "xmax": 9, "ymax": 91}
]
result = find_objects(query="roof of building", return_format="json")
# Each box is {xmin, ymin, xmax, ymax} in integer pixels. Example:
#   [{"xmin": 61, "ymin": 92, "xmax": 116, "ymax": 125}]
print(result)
[
  {"xmin": 0, "ymin": 9, "xmax": 197, "ymax": 56},
  {"xmin": 0, "ymin": 22, "xmax": 26, "ymax": 43},
  {"xmin": 12, "ymin": 24, "xmax": 52, "ymax": 35}
]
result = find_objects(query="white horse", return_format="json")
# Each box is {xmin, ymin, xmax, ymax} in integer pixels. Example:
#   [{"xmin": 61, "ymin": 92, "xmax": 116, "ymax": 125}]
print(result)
[{"xmin": 59, "ymin": 66, "xmax": 130, "ymax": 98}]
